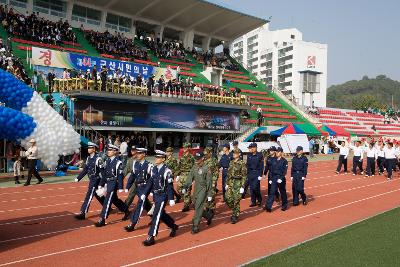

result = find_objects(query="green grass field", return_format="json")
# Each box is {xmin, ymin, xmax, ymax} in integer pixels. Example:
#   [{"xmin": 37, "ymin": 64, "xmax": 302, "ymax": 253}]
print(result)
[{"xmin": 246, "ymin": 207, "xmax": 400, "ymax": 267}]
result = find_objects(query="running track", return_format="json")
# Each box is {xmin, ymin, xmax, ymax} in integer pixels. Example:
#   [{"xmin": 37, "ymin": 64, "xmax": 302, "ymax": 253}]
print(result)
[{"xmin": 0, "ymin": 160, "xmax": 399, "ymax": 266}]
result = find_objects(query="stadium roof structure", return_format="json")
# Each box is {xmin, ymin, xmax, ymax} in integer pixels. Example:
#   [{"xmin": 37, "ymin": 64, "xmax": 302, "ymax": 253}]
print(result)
[{"xmin": 77, "ymin": 0, "xmax": 268, "ymax": 42}]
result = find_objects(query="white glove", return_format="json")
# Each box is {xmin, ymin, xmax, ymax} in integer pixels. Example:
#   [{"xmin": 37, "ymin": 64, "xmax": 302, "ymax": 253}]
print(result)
[
  {"xmin": 124, "ymin": 189, "xmax": 128, "ymax": 193},
  {"xmin": 239, "ymin": 187, "xmax": 244, "ymax": 194},
  {"xmin": 118, "ymin": 189, "xmax": 123, "ymax": 193},
  {"xmin": 74, "ymin": 178, "xmax": 79, "ymax": 182},
  {"xmin": 344, "ymin": 156, "xmax": 347, "ymax": 159},
  {"xmin": 269, "ymin": 180, "xmax": 272, "ymax": 184},
  {"xmin": 225, "ymin": 185, "xmax": 229, "ymax": 190},
  {"xmin": 140, "ymin": 194, "xmax": 145, "ymax": 201},
  {"xmin": 302, "ymin": 177, "xmax": 305, "ymax": 180},
  {"xmin": 98, "ymin": 186, "xmax": 102, "ymax": 189},
  {"xmin": 96, "ymin": 187, "xmax": 105, "ymax": 197},
  {"xmin": 277, "ymin": 179, "xmax": 282, "ymax": 184},
  {"xmin": 258, "ymin": 176, "xmax": 262, "ymax": 181},
  {"xmin": 176, "ymin": 176, "xmax": 180, "ymax": 182},
  {"xmin": 207, "ymin": 196, "xmax": 212, "ymax": 202},
  {"xmin": 150, "ymin": 192, "xmax": 153, "ymax": 197},
  {"xmin": 359, "ymin": 159, "xmax": 362, "ymax": 162},
  {"xmin": 290, "ymin": 177, "xmax": 293, "ymax": 181},
  {"xmin": 181, "ymin": 188, "xmax": 186, "ymax": 194},
  {"xmin": 169, "ymin": 200, "xmax": 175, "ymax": 206}
]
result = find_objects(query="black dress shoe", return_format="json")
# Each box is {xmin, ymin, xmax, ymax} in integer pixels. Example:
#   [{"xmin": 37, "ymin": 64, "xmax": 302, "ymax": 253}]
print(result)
[
  {"xmin": 169, "ymin": 224, "xmax": 179, "ymax": 237},
  {"xmin": 231, "ymin": 216, "xmax": 238, "ymax": 224},
  {"xmin": 95, "ymin": 219, "xmax": 105, "ymax": 227},
  {"xmin": 206, "ymin": 210, "xmax": 214, "ymax": 225},
  {"xmin": 281, "ymin": 206, "xmax": 287, "ymax": 211},
  {"xmin": 23, "ymin": 183, "xmax": 30, "ymax": 186},
  {"xmin": 266, "ymin": 208, "xmax": 272, "ymax": 213},
  {"xmin": 36, "ymin": 179, "xmax": 43, "ymax": 184},
  {"xmin": 181, "ymin": 205, "xmax": 190, "ymax": 212},
  {"xmin": 15, "ymin": 181, "xmax": 21, "ymax": 184},
  {"xmin": 303, "ymin": 199, "xmax": 308, "ymax": 206},
  {"xmin": 293, "ymin": 203, "xmax": 299, "ymax": 206},
  {"xmin": 124, "ymin": 224, "xmax": 135, "ymax": 232},
  {"xmin": 191, "ymin": 226, "xmax": 200, "ymax": 234},
  {"xmin": 74, "ymin": 213, "xmax": 85, "ymax": 220},
  {"xmin": 175, "ymin": 195, "xmax": 182, "ymax": 203},
  {"xmin": 122, "ymin": 211, "xmax": 130, "ymax": 221},
  {"xmin": 257, "ymin": 202, "xmax": 262, "ymax": 207},
  {"xmin": 143, "ymin": 236, "xmax": 155, "ymax": 246},
  {"xmin": 249, "ymin": 203, "xmax": 257, "ymax": 207}
]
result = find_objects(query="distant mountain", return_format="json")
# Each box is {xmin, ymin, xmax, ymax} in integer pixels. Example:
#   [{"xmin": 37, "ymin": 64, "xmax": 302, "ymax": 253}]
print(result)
[{"xmin": 327, "ymin": 75, "xmax": 400, "ymax": 109}]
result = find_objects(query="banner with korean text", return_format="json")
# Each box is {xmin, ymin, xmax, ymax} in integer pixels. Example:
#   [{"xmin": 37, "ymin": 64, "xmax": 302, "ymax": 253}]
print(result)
[{"xmin": 31, "ymin": 47, "xmax": 175, "ymax": 80}]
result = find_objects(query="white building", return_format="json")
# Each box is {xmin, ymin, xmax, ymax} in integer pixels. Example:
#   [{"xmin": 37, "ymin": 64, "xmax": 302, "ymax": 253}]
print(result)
[{"xmin": 230, "ymin": 24, "xmax": 328, "ymax": 107}]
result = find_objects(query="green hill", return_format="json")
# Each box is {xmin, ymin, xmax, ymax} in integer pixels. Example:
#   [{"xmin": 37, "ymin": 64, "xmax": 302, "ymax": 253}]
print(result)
[{"xmin": 327, "ymin": 75, "xmax": 400, "ymax": 109}]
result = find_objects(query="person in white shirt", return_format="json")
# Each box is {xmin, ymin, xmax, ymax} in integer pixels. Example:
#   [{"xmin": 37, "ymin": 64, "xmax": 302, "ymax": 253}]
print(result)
[
  {"xmin": 349, "ymin": 141, "xmax": 364, "ymax": 175},
  {"xmin": 334, "ymin": 140, "xmax": 349, "ymax": 174},
  {"xmin": 24, "ymin": 139, "xmax": 43, "ymax": 186},
  {"xmin": 119, "ymin": 137, "xmax": 129, "ymax": 166},
  {"xmin": 375, "ymin": 141, "xmax": 385, "ymax": 175},
  {"xmin": 364, "ymin": 141, "xmax": 377, "ymax": 177},
  {"xmin": 384, "ymin": 142, "xmax": 398, "ymax": 180}
]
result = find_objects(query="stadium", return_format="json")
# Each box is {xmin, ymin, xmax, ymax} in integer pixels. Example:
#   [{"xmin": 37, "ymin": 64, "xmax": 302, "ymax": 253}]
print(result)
[{"xmin": 0, "ymin": 0, "xmax": 400, "ymax": 266}]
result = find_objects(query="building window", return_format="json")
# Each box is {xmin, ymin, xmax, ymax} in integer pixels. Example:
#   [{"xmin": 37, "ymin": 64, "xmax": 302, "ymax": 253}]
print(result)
[
  {"xmin": 72, "ymin": 5, "xmax": 102, "ymax": 26},
  {"xmin": 33, "ymin": 0, "xmax": 66, "ymax": 17},
  {"xmin": 106, "ymin": 13, "xmax": 132, "ymax": 32},
  {"xmin": 291, "ymin": 34, "xmax": 295, "ymax": 39},
  {"xmin": 10, "ymin": 0, "xmax": 27, "ymax": 8},
  {"xmin": 302, "ymin": 72, "xmax": 320, "ymax": 93}
]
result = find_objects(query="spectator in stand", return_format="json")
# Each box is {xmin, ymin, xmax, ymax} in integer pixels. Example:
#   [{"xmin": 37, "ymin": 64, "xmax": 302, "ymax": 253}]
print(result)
[
  {"xmin": 2, "ymin": 8, "xmax": 77, "ymax": 44},
  {"xmin": 32, "ymin": 71, "xmax": 38, "ymax": 91},
  {"xmin": 47, "ymin": 69, "xmax": 55, "ymax": 93},
  {"xmin": 92, "ymin": 65, "xmax": 98, "ymax": 89}
]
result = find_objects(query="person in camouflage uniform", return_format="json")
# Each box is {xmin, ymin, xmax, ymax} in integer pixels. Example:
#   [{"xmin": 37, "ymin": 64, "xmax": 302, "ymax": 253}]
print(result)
[
  {"xmin": 124, "ymin": 146, "xmax": 138, "ymax": 209},
  {"xmin": 182, "ymin": 151, "xmax": 214, "ymax": 234},
  {"xmin": 225, "ymin": 148, "xmax": 247, "ymax": 224},
  {"xmin": 176, "ymin": 142, "xmax": 195, "ymax": 212},
  {"xmin": 203, "ymin": 146, "xmax": 219, "ymax": 215},
  {"xmin": 165, "ymin": 147, "xmax": 182, "ymax": 203}
]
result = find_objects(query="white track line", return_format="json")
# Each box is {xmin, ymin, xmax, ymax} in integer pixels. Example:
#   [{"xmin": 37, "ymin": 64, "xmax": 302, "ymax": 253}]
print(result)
[
  {"xmin": 0, "ymin": 187, "xmax": 398, "ymax": 266},
  {"xmin": 0, "ymin": 185, "xmax": 87, "ymax": 196},
  {"xmin": 120, "ymin": 189, "xmax": 400, "ymax": 267}
]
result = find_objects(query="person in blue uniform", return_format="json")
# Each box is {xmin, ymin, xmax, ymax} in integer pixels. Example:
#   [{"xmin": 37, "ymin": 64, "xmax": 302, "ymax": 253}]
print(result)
[
  {"xmin": 139, "ymin": 150, "xmax": 179, "ymax": 246},
  {"xmin": 266, "ymin": 147, "xmax": 288, "ymax": 212},
  {"xmin": 291, "ymin": 146, "xmax": 308, "ymax": 206},
  {"xmin": 219, "ymin": 143, "xmax": 231, "ymax": 201},
  {"xmin": 246, "ymin": 142, "xmax": 263, "ymax": 207},
  {"xmin": 229, "ymin": 141, "xmax": 243, "ymax": 160},
  {"xmin": 95, "ymin": 144, "xmax": 129, "ymax": 227},
  {"xmin": 264, "ymin": 146, "xmax": 280, "ymax": 204},
  {"xmin": 124, "ymin": 148, "xmax": 154, "ymax": 231},
  {"xmin": 74, "ymin": 142, "xmax": 105, "ymax": 220}
]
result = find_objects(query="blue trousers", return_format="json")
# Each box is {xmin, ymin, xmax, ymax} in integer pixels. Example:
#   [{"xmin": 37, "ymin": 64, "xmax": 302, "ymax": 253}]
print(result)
[
  {"xmin": 366, "ymin": 157, "xmax": 376, "ymax": 176},
  {"xmin": 267, "ymin": 173, "xmax": 280, "ymax": 199},
  {"xmin": 130, "ymin": 186, "xmax": 152, "ymax": 225},
  {"xmin": 248, "ymin": 173, "xmax": 262, "ymax": 204},
  {"xmin": 148, "ymin": 194, "xmax": 175, "ymax": 237},
  {"xmin": 222, "ymin": 169, "xmax": 228, "ymax": 197},
  {"xmin": 100, "ymin": 180, "xmax": 128, "ymax": 219},
  {"xmin": 266, "ymin": 179, "xmax": 288, "ymax": 210},
  {"xmin": 80, "ymin": 178, "xmax": 104, "ymax": 214},
  {"xmin": 292, "ymin": 175, "xmax": 306, "ymax": 205},
  {"xmin": 386, "ymin": 158, "xmax": 396, "ymax": 178},
  {"xmin": 352, "ymin": 156, "xmax": 363, "ymax": 174},
  {"xmin": 377, "ymin": 157, "xmax": 385, "ymax": 173}
]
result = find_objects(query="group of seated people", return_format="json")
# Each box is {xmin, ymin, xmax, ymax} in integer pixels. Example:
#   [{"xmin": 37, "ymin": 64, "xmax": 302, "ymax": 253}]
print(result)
[
  {"xmin": 142, "ymin": 34, "xmax": 190, "ymax": 62},
  {"xmin": 0, "ymin": 38, "xmax": 29, "ymax": 84},
  {"xmin": 84, "ymin": 28, "xmax": 149, "ymax": 61},
  {"xmin": 1, "ymin": 6, "xmax": 77, "ymax": 45},
  {"xmin": 53, "ymin": 66, "xmax": 248, "ymax": 105}
]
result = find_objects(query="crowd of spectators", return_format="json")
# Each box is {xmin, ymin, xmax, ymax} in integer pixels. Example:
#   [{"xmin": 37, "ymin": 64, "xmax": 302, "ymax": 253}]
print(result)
[
  {"xmin": 84, "ymin": 28, "xmax": 149, "ymax": 61},
  {"xmin": 0, "ymin": 37, "xmax": 30, "ymax": 84},
  {"xmin": 1, "ymin": 6, "xmax": 77, "ymax": 45},
  {"xmin": 142, "ymin": 35, "xmax": 190, "ymax": 62}
]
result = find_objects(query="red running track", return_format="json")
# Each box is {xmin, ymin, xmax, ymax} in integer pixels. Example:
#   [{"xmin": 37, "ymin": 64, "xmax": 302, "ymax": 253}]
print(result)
[{"xmin": 0, "ymin": 160, "xmax": 399, "ymax": 266}]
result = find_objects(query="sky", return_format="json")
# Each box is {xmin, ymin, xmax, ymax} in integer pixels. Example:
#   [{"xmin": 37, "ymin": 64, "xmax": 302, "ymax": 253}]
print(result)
[{"xmin": 210, "ymin": 0, "xmax": 400, "ymax": 86}]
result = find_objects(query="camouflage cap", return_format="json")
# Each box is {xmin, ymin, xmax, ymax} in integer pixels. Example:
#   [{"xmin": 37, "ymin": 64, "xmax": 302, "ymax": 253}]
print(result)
[
  {"xmin": 232, "ymin": 148, "xmax": 241, "ymax": 154},
  {"xmin": 183, "ymin": 142, "xmax": 191, "ymax": 148},
  {"xmin": 204, "ymin": 147, "xmax": 213, "ymax": 154},
  {"xmin": 166, "ymin": 147, "xmax": 174, "ymax": 152}
]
